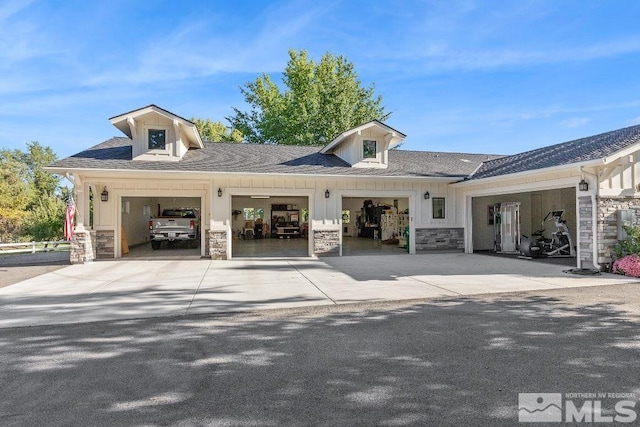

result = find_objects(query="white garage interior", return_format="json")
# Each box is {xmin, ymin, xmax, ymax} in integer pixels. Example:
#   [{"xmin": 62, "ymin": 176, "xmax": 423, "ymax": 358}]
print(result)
[
  {"xmin": 231, "ymin": 195, "xmax": 310, "ymax": 258},
  {"xmin": 341, "ymin": 196, "xmax": 410, "ymax": 256},
  {"xmin": 471, "ymin": 187, "xmax": 577, "ymax": 259},
  {"xmin": 121, "ymin": 196, "xmax": 202, "ymax": 258}
]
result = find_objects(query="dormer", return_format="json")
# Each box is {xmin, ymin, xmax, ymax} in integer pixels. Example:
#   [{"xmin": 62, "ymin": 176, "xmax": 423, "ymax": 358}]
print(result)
[
  {"xmin": 109, "ymin": 105, "xmax": 203, "ymax": 161},
  {"xmin": 320, "ymin": 120, "xmax": 405, "ymax": 168}
]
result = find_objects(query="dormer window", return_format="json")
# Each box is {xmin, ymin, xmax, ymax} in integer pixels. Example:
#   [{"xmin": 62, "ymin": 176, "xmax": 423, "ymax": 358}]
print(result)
[
  {"xmin": 319, "ymin": 120, "xmax": 405, "ymax": 169},
  {"xmin": 363, "ymin": 140, "xmax": 377, "ymax": 159},
  {"xmin": 148, "ymin": 129, "xmax": 166, "ymax": 150}
]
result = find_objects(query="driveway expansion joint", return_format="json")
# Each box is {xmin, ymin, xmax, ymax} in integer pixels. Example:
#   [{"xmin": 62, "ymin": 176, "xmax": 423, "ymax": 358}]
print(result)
[{"xmin": 287, "ymin": 261, "xmax": 337, "ymax": 305}]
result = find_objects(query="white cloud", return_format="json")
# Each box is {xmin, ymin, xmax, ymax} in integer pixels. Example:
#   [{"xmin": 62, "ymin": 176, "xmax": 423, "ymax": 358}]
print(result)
[
  {"xmin": 82, "ymin": 2, "xmax": 331, "ymax": 87},
  {"xmin": 559, "ymin": 117, "xmax": 591, "ymax": 128}
]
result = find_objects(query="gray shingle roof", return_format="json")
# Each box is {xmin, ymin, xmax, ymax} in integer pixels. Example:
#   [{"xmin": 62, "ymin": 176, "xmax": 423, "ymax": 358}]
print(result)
[
  {"xmin": 471, "ymin": 124, "xmax": 640, "ymax": 180},
  {"xmin": 50, "ymin": 138, "xmax": 496, "ymax": 178}
]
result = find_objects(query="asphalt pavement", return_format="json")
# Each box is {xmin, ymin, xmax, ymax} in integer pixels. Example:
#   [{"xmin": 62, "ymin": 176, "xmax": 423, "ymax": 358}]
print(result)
[
  {"xmin": 1, "ymin": 283, "xmax": 639, "ymax": 426},
  {"xmin": 0, "ymin": 251, "xmax": 70, "ymax": 289}
]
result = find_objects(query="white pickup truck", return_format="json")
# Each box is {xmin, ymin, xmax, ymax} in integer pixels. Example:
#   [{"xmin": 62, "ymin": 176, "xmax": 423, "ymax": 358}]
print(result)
[{"xmin": 149, "ymin": 208, "xmax": 200, "ymax": 250}]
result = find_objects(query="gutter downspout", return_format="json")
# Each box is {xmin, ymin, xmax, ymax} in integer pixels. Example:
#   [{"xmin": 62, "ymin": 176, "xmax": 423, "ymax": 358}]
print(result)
[{"xmin": 580, "ymin": 166, "xmax": 600, "ymax": 270}]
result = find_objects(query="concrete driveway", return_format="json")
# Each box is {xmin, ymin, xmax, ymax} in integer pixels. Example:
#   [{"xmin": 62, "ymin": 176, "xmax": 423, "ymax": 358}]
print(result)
[{"xmin": 0, "ymin": 253, "xmax": 637, "ymax": 328}]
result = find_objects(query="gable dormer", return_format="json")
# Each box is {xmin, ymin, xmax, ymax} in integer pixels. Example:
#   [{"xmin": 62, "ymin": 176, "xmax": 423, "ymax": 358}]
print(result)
[
  {"xmin": 320, "ymin": 120, "xmax": 405, "ymax": 168},
  {"xmin": 109, "ymin": 105, "xmax": 203, "ymax": 161}
]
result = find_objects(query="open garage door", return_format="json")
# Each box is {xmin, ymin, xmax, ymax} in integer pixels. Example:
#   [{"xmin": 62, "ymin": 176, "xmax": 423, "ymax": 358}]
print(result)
[
  {"xmin": 121, "ymin": 196, "xmax": 202, "ymax": 259},
  {"xmin": 231, "ymin": 195, "xmax": 310, "ymax": 258},
  {"xmin": 471, "ymin": 187, "xmax": 577, "ymax": 265},
  {"xmin": 341, "ymin": 196, "xmax": 410, "ymax": 256}
]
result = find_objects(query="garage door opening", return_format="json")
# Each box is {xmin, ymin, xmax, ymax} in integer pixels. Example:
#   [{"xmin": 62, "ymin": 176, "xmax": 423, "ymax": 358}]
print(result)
[
  {"xmin": 122, "ymin": 196, "xmax": 202, "ymax": 259},
  {"xmin": 231, "ymin": 196, "xmax": 309, "ymax": 258},
  {"xmin": 342, "ymin": 197, "xmax": 410, "ymax": 256},
  {"xmin": 471, "ymin": 187, "xmax": 577, "ymax": 266}
]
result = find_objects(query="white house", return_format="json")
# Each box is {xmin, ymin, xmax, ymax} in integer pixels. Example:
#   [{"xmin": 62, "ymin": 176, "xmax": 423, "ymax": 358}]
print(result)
[{"xmin": 47, "ymin": 105, "xmax": 640, "ymax": 270}]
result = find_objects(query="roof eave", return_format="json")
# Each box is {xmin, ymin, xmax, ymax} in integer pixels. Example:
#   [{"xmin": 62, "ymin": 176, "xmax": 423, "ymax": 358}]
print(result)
[
  {"xmin": 44, "ymin": 165, "xmax": 465, "ymax": 182},
  {"xmin": 453, "ymin": 158, "xmax": 605, "ymax": 187}
]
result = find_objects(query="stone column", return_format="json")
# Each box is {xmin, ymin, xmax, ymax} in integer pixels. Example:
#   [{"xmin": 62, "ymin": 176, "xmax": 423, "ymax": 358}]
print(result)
[
  {"xmin": 96, "ymin": 230, "xmax": 115, "ymax": 259},
  {"xmin": 578, "ymin": 196, "xmax": 594, "ymax": 268},
  {"xmin": 313, "ymin": 229, "xmax": 340, "ymax": 256},
  {"xmin": 70, "ymin": 230, "xmax": 96, "ymax": 264},
  {"xmin": 209, "ymin": 230, "xmax": 228, "ymax": 260}
]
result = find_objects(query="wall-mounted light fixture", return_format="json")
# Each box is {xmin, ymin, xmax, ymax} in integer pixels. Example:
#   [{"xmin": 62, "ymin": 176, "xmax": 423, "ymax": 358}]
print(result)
[
  {"xmin": 101, "ymin": 187, "xmax": 109, "ymax": 202},
  {"xmin": 218, "ymin": 188, "xmax": 222, "ymax": 197},
  {"xmin": 325, "ymin": 189, "xmax": 330, "ymax": 198},
  {"xmin": 423, "ymin": 191, "xmax": 430, "ymax": 200},
  {"xmin": 578, "ymin": 179, "xmax": 588, "ymax": 192}
]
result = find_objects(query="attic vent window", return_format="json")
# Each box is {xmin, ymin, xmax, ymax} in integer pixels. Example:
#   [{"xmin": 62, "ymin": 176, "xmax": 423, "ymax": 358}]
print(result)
[
  {"xmin": 148, "ymin": 129, "xmax": 166, "ymax": 150},
  {"xmin": 363, "ymin": 140, "xmax": 377, "ymax": 159}
]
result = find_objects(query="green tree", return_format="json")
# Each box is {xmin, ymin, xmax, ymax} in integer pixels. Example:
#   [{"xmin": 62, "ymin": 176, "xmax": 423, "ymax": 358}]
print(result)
[
  {"xmin": 191, "ymin": 118, "xmax": 243, "ymax": 142},
  {"xmin": 229, "ymin": 49, "xmax": 389, "ymax": 145},
  {"xmin": 0, "ymin": 157, "xmax": 33, "ymax": 241},
  {"xmin": 2, "ymin": 141, "xmax": 59, "ymax": 204},
  {"xmin": 22, "ymin": 195, "xmax": 66, "ymax": 241},
  {"xmin": 0, "ymin": 141, "xmax": 63, "ymax": 241}
]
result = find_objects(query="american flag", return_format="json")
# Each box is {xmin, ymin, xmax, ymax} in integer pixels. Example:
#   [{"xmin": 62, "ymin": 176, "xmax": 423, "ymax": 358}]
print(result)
[{"xmin": 64, "ymin": 191, "xmax": 76, "ymax": 241}]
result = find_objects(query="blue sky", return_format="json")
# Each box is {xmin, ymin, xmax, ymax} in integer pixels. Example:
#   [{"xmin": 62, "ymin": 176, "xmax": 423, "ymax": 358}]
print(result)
[{"xmin": 2, "ymin": 0, "xmax": 640, "ymax": 159}]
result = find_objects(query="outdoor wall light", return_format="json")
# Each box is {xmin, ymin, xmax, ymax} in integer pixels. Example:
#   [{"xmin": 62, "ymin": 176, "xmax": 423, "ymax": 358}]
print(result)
[
  {"xmin": 424, "ymin": 191, "xmax": 430, "ymax": 200},
  {"xmin": 101, "ymin": 187, "xmax": 109, "ymax": 202},
  {"xmin": 578, "ymin": 179, "xmax": 588, "ymax": 192},
  {"xmin": 325, "ymin": 189, "xmax": 330, "ymax": 198},
  {"xmin": 218, "ymin": 188, "xmax": 222, "ymax": 197}
]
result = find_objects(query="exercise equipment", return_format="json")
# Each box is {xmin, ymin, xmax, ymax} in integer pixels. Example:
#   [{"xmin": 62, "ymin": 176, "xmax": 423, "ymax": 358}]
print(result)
[
  {"xmin": 519, "ymin": 235, "xmax": 542, "ymax": 258},
  {"xmin": 494, "ymin": 202, "xmax": 521, "ymax": 253},
  {"xmin": 520, "ymin": 210, "xmax": 575, "ymax": 258}
]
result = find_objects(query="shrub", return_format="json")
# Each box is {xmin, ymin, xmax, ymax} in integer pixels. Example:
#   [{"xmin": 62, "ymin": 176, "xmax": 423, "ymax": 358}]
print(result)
[
  {"xmin": 612, "ymin": 254, "xmax": 640, "ymax": 277},
  {"xmin": 614, "ymin": 225, "xmax": 640, "ymax": 258}
]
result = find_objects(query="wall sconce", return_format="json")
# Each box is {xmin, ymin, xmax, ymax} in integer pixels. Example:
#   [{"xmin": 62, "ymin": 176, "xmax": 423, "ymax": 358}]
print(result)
[
  {"xmin": 325, "ymin": 189, "xmax": 330, "ymax": 198},
  {"xmin": 217, "ymin": 188, "xmax": 222, "ymax": 197},
  {"xmin": 578, "ymin": 179, "xmax": 588, "ymax": 192},
  {"xmin": 100, "ymin": 187, "xmax": 109, "ymax": 202},
  {"xmin": 423, "ymin": 191, "xmax": 430, "ymax": 200}
]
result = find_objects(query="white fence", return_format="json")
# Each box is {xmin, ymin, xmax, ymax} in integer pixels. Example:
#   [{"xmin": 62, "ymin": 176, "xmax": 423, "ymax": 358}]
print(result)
[{"xmin": 0, "ymin": 240, "xmax": 71, "ymax": 255}]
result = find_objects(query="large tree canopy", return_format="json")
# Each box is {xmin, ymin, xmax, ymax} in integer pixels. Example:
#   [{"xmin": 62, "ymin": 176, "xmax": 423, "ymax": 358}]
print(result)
[
  {"xmin": 0, "ymin": 141, "xmax": 63, "ymax": 241},
  {"xmin": 191, "ymin": 118, "xmax": 243, "ymax": 142},
  {"xmin": 229, "ymin": 49, "xmax": 389, "ymax": 146}
]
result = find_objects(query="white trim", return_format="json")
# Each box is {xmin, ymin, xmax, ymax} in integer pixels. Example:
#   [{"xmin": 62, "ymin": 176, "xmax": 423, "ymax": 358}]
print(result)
[
  {"xmin": 602, "ymin": 142, "xmax": 640, "ymax": 165},
  {"xmin": 464, "ymin": 195, "xmax": 473, "ymax": 253},
  {"xmin": 460, "ymin": 176, "xmax": 579, "ymax": 198},
  {"xmin": 145, "ymin": 126, "xmax": 171, "ymax": 154},
  {"xmin": 320, "ymin": 121, "xmax": 405, "ymax": 154},
  {"xmin": 109, "ymin": 105, "xmax": 204, "ymax": 149},
  {"xmin": 44, "ymin": 166, "xmax": 464, "ymax": 182},
  {"xmin": 455, "ymin": 159, "xmax": 604, "ymax": 187}
]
